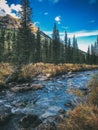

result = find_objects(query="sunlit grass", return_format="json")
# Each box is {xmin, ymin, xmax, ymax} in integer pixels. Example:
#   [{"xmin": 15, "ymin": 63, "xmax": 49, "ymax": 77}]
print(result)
[
  {"xmin": 0, "ymin": 62, "xmax": 98, "ymax": 85},
  {"xmin": 0, "ymin": 63, "xmax": 13, "ymax": 89},
  {"xmin": 58, "ymin": 104, "xmax": 98, "ymax": 130}
]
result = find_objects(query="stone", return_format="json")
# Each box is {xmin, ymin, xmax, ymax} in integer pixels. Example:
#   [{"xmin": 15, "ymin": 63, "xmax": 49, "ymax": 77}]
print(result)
[
  {"xmin": 64, "ymin": 100, "xmax": 73, "ymax": 107},
  {"xmin": 19, "ymin": 114, "xmax": 42, "ymax": 129},
  {"xmin": 10, "ymin": 83, "xmax": 44, "ymax": 93},
  {"xmin": 0, "ymin": 107, "xmax": 13, "ymax": 126},
  {"xmin": 37, "ymin": 122, "xmax": 56, "ymax": 130}
]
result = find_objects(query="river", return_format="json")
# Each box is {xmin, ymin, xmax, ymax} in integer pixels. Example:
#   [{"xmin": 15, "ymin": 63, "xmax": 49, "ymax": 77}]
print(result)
[{"xmin": 0, "ymin": 70, "xmax": 98, "ymax": 129}]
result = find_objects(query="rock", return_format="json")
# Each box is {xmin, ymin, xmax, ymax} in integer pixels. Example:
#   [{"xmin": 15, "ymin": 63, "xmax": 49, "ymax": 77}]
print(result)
[
  {"xmin": 19, "ymin": 114, "xmax": 42, "ymax": 129},
  {"xmin": 58, "ymin": 109, "xmax": 66, "ymax": 114},
  {"xmin": 30, "ymin": 84, "xmax": 44, "ymax": 90},
  {"xmin": 64, "ymin": 100, "xmax": 73, "ymax": 107},
  {"xmin": 33, "ymin": 74, "xmax": 48, "ymax": 81},
  {"xmin": 0, "ymin": 113, "xmax": 12, "ymax": 126},
  {"xmin": 46, "ymin": 73, "xmax": 51, "ymax": 78},
  {"xmin": 7, "ymin": 82, "xmax": 17, "ymax": 88},
  {"xmin": 37, "ymin": 122, "xmax": 56, "ymax": 130},
  {"xmin": 0, "ymin": 83, "xmax": 6, "ymax": 92},
  {"xmin": 10, "ymin": 83, "xmax": 44, "ymax": 93},
  {"xmin": 79, "ymin": 87, "xmax": 89, "ymax": 95},
  {"xmin": 0, "ymin": 107, "xmax": 13, "ymax": 126}
]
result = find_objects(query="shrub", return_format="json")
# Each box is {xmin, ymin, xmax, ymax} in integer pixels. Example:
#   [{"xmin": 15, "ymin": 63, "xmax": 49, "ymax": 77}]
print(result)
[
  {"xmin": 58, "ymin": 104, "xmax": 98, "ymax": 130},
  {"xmin": 88, "ymin": 74, "xmax": 98, "ymax": 106}
]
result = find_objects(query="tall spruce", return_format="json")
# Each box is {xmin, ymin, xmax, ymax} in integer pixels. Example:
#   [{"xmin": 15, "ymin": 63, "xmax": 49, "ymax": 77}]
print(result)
[
  {"xmin": 86, "ymin": 46, "xmax": 91, "ymax": 64},
  {"xmin": 0, "ymin": 28, "xmax": 5, "ymax": 62},
  {"xmin": 35, "ymin": 28, "xmax": 41, "ymax": 62},
  {"xmin": 52, "ymin": 23, "xmax": 60, "ymax": 63},
  {"xmin": 16, "ymin": 0, "xmax": 33, "ymax": 64}
]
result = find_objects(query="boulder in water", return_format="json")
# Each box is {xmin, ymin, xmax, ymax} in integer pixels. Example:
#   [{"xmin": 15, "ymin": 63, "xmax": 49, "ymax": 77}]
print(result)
[{"xmin": 19, "ymin": 114, "xmax": 42, "ymax": 129}]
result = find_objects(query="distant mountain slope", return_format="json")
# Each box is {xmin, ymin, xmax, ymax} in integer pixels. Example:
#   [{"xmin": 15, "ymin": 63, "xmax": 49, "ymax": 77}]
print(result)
[{"xmin": 0, "ymin": 14, "xmax": 38, "ymax": 33}]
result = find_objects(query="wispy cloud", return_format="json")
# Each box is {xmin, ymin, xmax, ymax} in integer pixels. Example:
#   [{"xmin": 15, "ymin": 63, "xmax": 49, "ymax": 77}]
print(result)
[
  {"xmin": 62, "ymin": 26, "xmax": 69, "ymax": 30},
  {"xmin": 34, "ymin": 21, "xmax": 40, "ymax": 27},
  {"xmin": 44, "ymin": 30, "xmax": 98, "ymax": 39},
  {"xmin": 0, "ymin": 0, "xmax": 21, "ymax": 18},
  {"xmin": 44, "ymin": 29, "xmax": 98, "ymax": 52},
  {"xmin": 68, "ymin": 30, "xmax": 98, "ymax": 38},
  {"xmin": 44, "ymin": 12, "xmax": 48, "ymax": 15},
  {"xmin": 55, "ymin": 16, "xmax": 61, "ymax": 24}
]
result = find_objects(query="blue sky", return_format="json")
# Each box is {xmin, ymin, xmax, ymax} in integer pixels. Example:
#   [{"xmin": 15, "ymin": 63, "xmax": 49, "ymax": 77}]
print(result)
[{"xmin": 0, "ymin": 0, "xmax": 98, "ymax": 52}]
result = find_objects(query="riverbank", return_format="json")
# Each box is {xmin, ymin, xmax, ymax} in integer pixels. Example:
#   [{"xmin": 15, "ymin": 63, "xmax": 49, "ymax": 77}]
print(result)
[
  {"xmin": 58, "ymin": 73, "xmax": 98, "ymax": 130},
  {"xmin": 0, "ymin": 63, "xmax": 98, "ymax": 91}
]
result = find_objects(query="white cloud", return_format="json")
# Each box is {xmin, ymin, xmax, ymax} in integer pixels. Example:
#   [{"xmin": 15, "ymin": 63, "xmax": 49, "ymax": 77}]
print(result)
[
  {"xmin": 44, "ymin": 12, "xmax": 48, "ymax": 15},
  {"xmin": 44, "ymin": 29, "xmax": 98, "ymax": 52},
  {"xmin": 0, "ymin": 9, "xmax": 6, "ymax": 16},
  {"xmin": 68, "ymin": 30, "xmax": 98, "ymax": 38},
  {"xmin": 0, "ymin": 0, "xmax": 21, "ymax": 18},
  {"xmin": 44, "ymin": 30, "xmax": 98, "ymax": 39},
  {"xmin": 55, "ymin": 16, "xmax": 61, "ymax": 24},
  {"xmin": 62, "ymin": 26, "xmax": 69, "ymax": 30},
  {"xmin": 34, "ymin": 21, "xmax": 40, "ymax": 26}
]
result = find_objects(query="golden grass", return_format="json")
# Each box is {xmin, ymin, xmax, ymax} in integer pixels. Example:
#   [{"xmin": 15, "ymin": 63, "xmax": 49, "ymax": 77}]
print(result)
[
  {"xmin": 0, "ymin": 63, "xmax": 13, "ymax": 85},
  {"xmin": 88, "ymin": 74, "xmax": 98, "ymax": 106},
  {"xmin": 0, "ymin": 62, "xmax": 98, "ymax": 85},
  {"xmin": 58, "ymin": 104, "xmax": 98, "ymax": 130}
]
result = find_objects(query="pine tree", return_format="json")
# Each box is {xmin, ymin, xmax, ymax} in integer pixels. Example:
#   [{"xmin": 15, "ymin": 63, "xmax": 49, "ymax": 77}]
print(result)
[
  {"xmin": 52, "ymin": 23, "xmax": 60, "ymax": 64},
  {"xmin": 0, "ymin": 28, "xmax": 5, "ymax": 62},
  {"xmin": 64, "ymin": 31, "xmax": 68, "ymax": 46},
  {"xmin": 48, "ymin": 40, "xmax": 53, "ymax": 63},
  {"xmin": 42, "ymin": 38, "xmax": 49, "ymax": 63},
  {"xmin": 16, "ymin": 0, "xmax": 33, "ymax": 64},
  {"xmin": 35, "ymin": 28, "xmax": 41, "ymax": 62},
  {"xmin": 86, "ymin": 46, "xmax": 91, "ymax": 64},
  {"xmin": 72, "ymin": 35, "xmax": 79, "ymax": 63}
]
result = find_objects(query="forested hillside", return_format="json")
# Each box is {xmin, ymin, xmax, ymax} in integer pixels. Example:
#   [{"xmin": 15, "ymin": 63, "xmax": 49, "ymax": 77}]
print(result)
[{"xmin": 0, "ymin": 0, "xmax": 98, "ymax": 65}]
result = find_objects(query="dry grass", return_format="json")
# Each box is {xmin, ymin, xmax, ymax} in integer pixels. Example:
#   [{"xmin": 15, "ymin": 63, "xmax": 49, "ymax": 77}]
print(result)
[
  {"xmin": 58, "ymin": 104, "xmax": 98, "ymax": 130},
  {"xmin": 0, "ymin": 62, "xmax": 98, "ymax": 85},
  {"xmin": 0, "ymin": 63, "xmax": 13, "ymax": 84},
  {"xmin": 58, "ymin": 73, "xmax": 98, "ymax": 130},
  {"xmin": 88, "ymin": 74, "xmax": 98, "ymax": 106}
]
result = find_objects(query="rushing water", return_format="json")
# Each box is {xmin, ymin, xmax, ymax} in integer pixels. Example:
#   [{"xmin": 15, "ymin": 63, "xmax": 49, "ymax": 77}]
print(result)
[{"xmin": 0, "ymin": 70, "xmax": 98, "ymax": 122}]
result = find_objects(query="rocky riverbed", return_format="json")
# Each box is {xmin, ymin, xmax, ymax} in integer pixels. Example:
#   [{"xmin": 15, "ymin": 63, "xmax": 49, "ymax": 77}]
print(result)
[{"xmin": 0, "ymin": 70, "xmax": 98, "ymax": 130}]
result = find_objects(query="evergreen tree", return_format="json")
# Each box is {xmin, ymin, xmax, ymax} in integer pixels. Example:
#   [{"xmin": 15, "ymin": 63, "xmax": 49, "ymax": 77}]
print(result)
[
  {"xmin": 86, "ymin": 46, "xmax": 91, "ymax": 64},
  {"xmin": 16, "ymin": 0, "xmax": 33, "ymax": 64},
  {"xmin": 6, "ymin": 31, "xmax": 12, "ymax": 62},
  {"xmin": 0, "ymin": 28, "xmax": 5, "ymax": 62},
  {"xmin": 42, "ymin": 38, "xmax": 49, "ymax": 63},
  {"xmin": 64, "ymin": 31, "xmax": 68, "ymax": 46},
  {"xmin": 48, "ymin": 40, "xmax": 53, "ymax": 63},
  {"xmin": 72, "ymin": 35, "xmax": 79, "ymax": 63},
  {"xmin": 64, "ymin": 31, "xmax": 68, "ymax": 62},
  {"xmin": 67, "ymin": 38, "xmax": 71, "ymax": 63},
  {"xmin": 52, "ymin": 23, "xmax": 60, "ymax": 64},
  {"xmin": 35, "ymin": 28, "xmax": 41, "ymax": 62}
]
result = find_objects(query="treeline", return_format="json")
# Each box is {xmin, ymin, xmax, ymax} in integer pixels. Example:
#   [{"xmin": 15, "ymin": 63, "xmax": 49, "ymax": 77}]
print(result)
[{"xmin": 0, "ymin": 0, "xmax": 98, "ymax": 65}]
